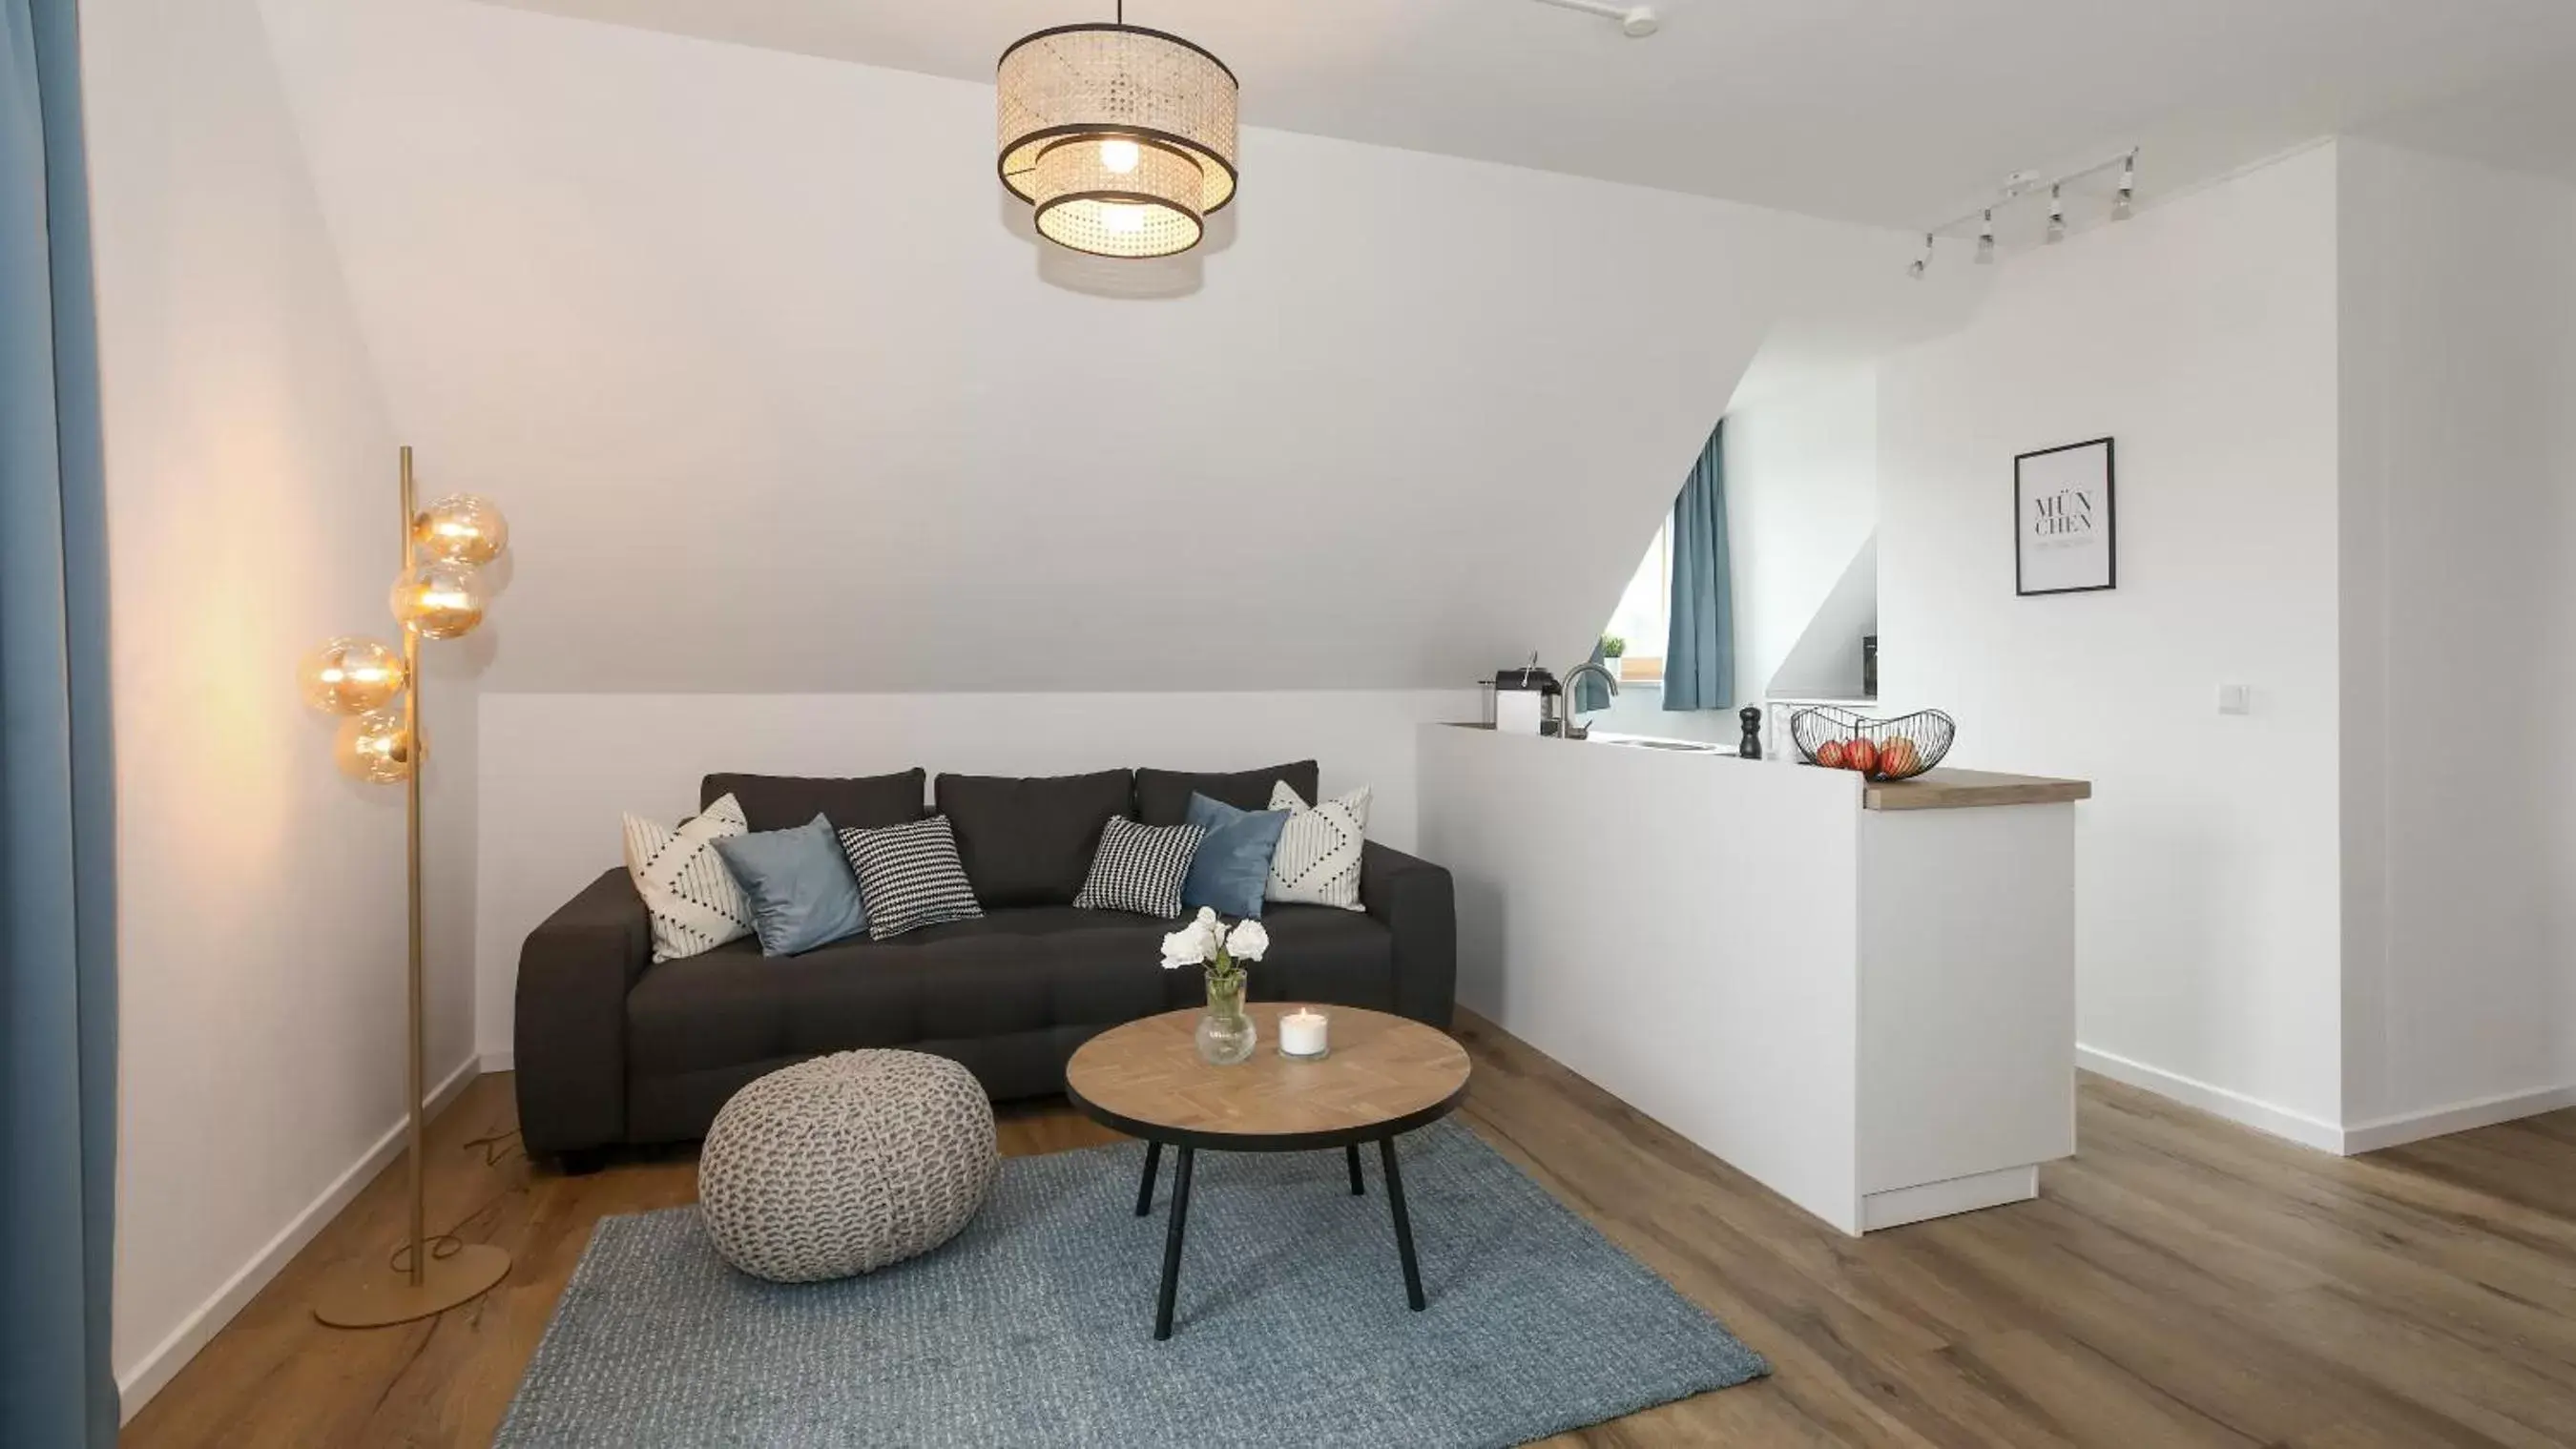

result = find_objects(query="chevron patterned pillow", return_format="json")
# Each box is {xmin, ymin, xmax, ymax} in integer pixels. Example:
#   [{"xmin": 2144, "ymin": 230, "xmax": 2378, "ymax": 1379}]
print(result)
[
  {"xmin": 622, "ymin": 793, "xmax": 754, "ymax": 962},
  {"xmin": 1264, "ymin": 781, "xmax": 1370, "ymax": 912}
]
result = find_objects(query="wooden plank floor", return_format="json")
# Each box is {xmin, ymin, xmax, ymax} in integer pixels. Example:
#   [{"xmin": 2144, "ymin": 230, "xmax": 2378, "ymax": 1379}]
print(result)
[{"xmin": 124, "ymin": 1010, "xmax": 2576, "ymax": 1447}]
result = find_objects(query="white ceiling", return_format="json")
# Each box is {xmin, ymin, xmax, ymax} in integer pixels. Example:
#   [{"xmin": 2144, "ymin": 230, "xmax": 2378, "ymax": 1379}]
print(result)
[
  {"xmin": 480, "ymin": 0, "xmax": 2576, "ymax": 226},
  {"xmin": 260, "ymin": 0, "xmax": 1976, "ymax": 693}
]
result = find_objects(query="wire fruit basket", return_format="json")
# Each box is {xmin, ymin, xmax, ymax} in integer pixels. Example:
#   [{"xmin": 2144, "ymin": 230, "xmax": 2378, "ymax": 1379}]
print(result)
[{"xmin": 1789, "ymin": 707, "xmax": 1955, "ymax": 781}]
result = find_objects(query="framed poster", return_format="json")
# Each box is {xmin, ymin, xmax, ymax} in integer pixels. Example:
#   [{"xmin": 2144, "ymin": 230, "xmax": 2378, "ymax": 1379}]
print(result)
[{"xmin": 2014, "ymin": 437, "xmax": 2116, "ymax": 595}]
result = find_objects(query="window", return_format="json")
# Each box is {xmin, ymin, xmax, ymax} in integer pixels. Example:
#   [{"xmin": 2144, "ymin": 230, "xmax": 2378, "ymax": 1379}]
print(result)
[{"xmin": 1602, "ymin": 514, "xmax": 1672, "ymax": 683}]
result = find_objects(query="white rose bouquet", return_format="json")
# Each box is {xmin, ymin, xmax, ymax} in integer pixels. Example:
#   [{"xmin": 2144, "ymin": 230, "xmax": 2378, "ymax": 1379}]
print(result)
[
  {"xmin": 1163, "ymin": 907, "xmax": 1269, "ymax": 1064},
  {"xmin": 1160, "ymin": 906, "xmax": 1268, "ymax": 987}
]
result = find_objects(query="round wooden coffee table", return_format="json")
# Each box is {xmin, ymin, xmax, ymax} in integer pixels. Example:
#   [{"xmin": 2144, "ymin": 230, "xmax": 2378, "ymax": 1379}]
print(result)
[{"xmin": 1064, "ymin": 1002, "xmax": 1471, "ymax": 1339}]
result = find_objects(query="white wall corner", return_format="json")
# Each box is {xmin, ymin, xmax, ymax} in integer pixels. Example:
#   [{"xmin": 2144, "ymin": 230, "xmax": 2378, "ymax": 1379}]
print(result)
[
  {"xmin": 115, "ymin": 1058, "xmax": 484, "ymax": 1422},
  {"xmin": 2078, "ymin": 1045, "xmax": 2347, "ymax": 1154}
]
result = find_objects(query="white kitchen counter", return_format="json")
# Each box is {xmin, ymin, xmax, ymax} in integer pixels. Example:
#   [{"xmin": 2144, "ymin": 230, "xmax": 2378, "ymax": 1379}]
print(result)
[{"xmin": 1417, "ymin": 723, "xmax": 2087, "ymax": 1234}]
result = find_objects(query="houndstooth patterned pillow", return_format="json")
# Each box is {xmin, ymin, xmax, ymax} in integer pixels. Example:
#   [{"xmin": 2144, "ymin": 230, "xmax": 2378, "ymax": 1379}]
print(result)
[
  {"xmin": 1266, "ymin": 781, "xmax": 1370, "ymax": 911},
  {"xmin": 838, "ymin": 816, "xmax": 983, "ymax": 940},
  {"xmin": 1072, "ymin": 817, "xmax": 1205, "ymax": 918},
  {"xmin": 623, "ymin": 794, "xmax": 753, "ymax": 962},
  {"xmin": 697, "ymin": 1050, "xmax": 999, "ymax": 1283}
]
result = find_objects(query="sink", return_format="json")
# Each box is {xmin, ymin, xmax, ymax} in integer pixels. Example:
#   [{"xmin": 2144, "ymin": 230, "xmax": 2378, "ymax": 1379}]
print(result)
[{"xmin": 1589, "ymin": 735, "xmax": 1724, "ymax": 753}]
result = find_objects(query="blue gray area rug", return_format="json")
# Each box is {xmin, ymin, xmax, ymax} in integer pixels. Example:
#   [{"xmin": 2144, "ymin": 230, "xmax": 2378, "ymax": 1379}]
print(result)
[{"xmin": 497, "ymin": 1120, "xmax": 1767, "ymax": 1447}]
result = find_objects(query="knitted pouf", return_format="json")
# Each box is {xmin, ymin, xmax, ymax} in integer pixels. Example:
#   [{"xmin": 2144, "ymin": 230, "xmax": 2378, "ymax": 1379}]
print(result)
[{"xmin": 697, "ymin": 1049, "xmax": 999, "ymax": 1284}]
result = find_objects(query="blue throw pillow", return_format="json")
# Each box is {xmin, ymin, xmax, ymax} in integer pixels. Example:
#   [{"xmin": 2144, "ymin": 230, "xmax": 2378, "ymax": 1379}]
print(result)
[
  {"xmin": 711, "ymin": 814, "xmax": 869, "ymax": 956},
  {"xmin": 1180, "ymin": 792, "xmax": 1290, "ymax": 920}
]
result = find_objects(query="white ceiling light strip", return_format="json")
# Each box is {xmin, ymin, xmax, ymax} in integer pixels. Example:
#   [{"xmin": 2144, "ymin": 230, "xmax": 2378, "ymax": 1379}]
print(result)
[
  {"xmin": 1911, "ymin": 148, "xmax": 2140, "ymax": 276},
  {"xmin": 1529, "ymin": 0, "xmax": 1661, "ymax": 38}
]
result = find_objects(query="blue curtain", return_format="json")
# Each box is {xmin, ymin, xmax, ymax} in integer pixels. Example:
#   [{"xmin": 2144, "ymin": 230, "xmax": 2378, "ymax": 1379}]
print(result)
[
  {"xmin": 3, "ymin": 0, "xmax": 121, "ymax": 1442},
  {"xmin": 1663, "ymin": 420, "xmax": 1734, "ymax": 712}
]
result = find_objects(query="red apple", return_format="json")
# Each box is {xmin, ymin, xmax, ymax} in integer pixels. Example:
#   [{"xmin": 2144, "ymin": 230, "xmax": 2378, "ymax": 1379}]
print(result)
[
  {"xmin": 1845, "ymin": 737, "xmax": 1880, "ymax": 776},
  {"xmin": 1814, "ymin": 738, "xmax": 1846, "ymax": 769},
  {"xmin": 1880, "ymin": 737, "xmax": 1922, "ymax": 778}
]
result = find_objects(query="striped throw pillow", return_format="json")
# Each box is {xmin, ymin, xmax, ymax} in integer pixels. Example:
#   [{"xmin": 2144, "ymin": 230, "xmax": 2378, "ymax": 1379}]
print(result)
[
  {"xmin": 623, "ymin": 794, "xmax": 754, "ymax": 962},
  {"xmin": 838, "ymin": 816, "xmax": 985, "ymax": 940},
  {"xmin": 1072, "ymin": 817, "xmax": 1206, "ymax": 918},
  {"xmin": 1265, "ymin": 782, "xmax": 1370, "ymax": 912}
]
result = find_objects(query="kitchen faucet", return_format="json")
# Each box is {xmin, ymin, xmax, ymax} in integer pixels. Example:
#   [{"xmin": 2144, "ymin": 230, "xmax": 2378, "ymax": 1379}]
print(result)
[{"xmin": 1554, "ymin": 660, "xmax": 1619, "ymax": 740}]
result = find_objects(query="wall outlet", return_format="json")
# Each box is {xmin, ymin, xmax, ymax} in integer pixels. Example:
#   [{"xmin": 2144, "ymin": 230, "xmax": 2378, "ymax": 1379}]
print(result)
[{"xmin": 2217, "ymin": 683, "xmax": 2251, "ymax": 715}]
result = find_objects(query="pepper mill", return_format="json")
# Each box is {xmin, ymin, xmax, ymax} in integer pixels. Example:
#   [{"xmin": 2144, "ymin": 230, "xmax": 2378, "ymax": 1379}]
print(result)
[{"xmin": 1738, "ymin": 705, "xmax": 1764, "ymax": 759}]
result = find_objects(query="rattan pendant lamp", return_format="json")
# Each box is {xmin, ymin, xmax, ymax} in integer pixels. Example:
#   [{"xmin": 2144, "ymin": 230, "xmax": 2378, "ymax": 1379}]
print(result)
[{"xmin": 996, "ymin": 1, "xmax": 1238, "ymax": 259}]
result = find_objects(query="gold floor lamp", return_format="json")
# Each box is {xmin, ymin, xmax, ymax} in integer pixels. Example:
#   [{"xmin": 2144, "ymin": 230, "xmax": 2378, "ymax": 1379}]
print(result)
[{"xmin": 298, "ymin": 445, "xmax": 513, "ymax": 1327}]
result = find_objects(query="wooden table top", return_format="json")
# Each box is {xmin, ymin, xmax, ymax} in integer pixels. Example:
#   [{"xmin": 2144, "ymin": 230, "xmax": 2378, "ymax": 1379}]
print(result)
[
  {"xmin": 1064, "ymin": 1004, "xmax": 1471, "ymax": 1149},
  {"xmin": 1862, "ymin": 767, "xmax": 2092, "ymax": 812}
]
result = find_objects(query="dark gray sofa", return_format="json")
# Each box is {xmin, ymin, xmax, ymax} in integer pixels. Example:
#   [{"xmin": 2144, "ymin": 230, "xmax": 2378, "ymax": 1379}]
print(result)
[{"xmin": 512, "ymin": 761, "xmax": 1457, "ymax": 1166}]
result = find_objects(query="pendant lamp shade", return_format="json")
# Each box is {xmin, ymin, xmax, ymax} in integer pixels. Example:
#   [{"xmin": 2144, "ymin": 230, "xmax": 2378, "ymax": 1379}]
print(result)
[{"xmin": 998, "ymin": 23, "xmax": 1238, "ymax": 259}]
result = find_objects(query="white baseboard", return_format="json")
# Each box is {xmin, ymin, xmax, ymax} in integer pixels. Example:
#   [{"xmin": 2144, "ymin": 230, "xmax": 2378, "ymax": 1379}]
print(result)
[
  {"xmin": 2079, "ymin": 1045, "xmax": 2576, "ymax": 1157},
  {"xmin": 115, "ymin": 1056, "xmax": 484, "ymax": 1423},
  {"xmin": 479, "ymin": 1048, "xmax": 513, "ymax": 1071},
  {"xmin": 1861, "ymin": 1165, "xmax": 2038, "ymax": 1232},
  {"xmin": 2341, "ymin": 1083, "xmax": 2576, "ymax": 1154},
  {"xmin": 2077, "ymin": 1045, "xmax": 2346, "ymax": 1154}
]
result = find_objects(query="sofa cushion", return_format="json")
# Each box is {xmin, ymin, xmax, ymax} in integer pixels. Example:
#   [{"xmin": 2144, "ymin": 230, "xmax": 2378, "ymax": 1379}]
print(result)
[
  {"xmin": 838, "ymin": 817, "xmax": 984, "ymax": 940},
  {"xmin": 935, "ymin": 770, "xmax": 1133, "ymax": 907},
  {"xmin": 622, "ymin": 794, "xmax": 753, "ymax": 963},
  {"xmin": 711, "ymin": 814, "xmax": 869, "ymax": 956},
  {"xmin": 702, "ymin": 770, "xmax": 925, "ymax": 835},
  {"xmin": 623, "ymin": 902, "xmax": 1397, "ymax": 1084},
  {"xmin": 1134, "ymin": 760, "xmax": 1319, "ymax": 827},
  {"xmin": 1244, "ymin": 904, "xmax": 1402, "ymax": 1013},
  {"xmin": 1267, "ymin": 782, "xmax": 1371, "ymax": 911},
  {"xmin": 1179, "ymin": 793, "xmax": 1289, "ymax": 919},
  {"xmin": 1072, "ymin": 817, "xmax": 1205, "ymax": 919}
]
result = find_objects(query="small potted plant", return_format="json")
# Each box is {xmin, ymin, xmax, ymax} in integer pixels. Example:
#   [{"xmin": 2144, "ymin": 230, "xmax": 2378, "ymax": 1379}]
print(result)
[
  {"xmin": 1161, "ymin": 907, "xmax": 1270, "ymax": 1065},
  {"xmin": 1600, "ymin": 634, "xmax": 1628, "ymax": 682}
]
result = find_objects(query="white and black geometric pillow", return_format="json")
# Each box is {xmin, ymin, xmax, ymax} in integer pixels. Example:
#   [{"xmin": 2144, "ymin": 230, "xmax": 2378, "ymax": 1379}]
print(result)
[
  {"xmin": 839, "ymin": 816, "xmax": 985, "ymax": 941},
  {"xmin": 1266, "ymin": 781, "xmax": 1370, "ymax": 912},
  {"xmin": 1072, "ymin": 817, "xmax": 1207, "ymax": 918},
  {"xmin": 623, "ymin": 793, "xmax": 755, "ymax": 962}
]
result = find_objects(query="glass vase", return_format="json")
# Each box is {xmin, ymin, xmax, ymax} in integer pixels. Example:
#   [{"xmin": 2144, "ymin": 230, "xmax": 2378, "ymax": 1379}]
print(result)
[{"xmin": 1195, "ymin": 971, "xmax": 1257, "ymax": 1066}]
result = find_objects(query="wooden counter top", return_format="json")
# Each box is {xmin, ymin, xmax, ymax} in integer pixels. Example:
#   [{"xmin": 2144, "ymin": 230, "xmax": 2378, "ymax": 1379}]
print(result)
[{"xmin": 1862, "ymin": 768, "xmax": 2091, "ymax": 812}]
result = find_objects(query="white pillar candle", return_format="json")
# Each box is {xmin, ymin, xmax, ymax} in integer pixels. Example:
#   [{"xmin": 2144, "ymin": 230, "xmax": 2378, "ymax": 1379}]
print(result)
[{"xmin": 1279, "ymin": 1008, "xmax": 1329, "ymax": 1058}]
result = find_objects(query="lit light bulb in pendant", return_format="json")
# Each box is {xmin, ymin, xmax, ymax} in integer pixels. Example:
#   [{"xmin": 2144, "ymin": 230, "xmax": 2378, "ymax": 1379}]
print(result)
[
  {"xmin": 1976, "ymin": 209, "xmax": 1996, "ymax": 265},
  {"xmin": 389, "ymin": 559, "xmax": 488, "ymax": 639},
  {"xmin": 409, "ymin": 493, "xmax": 509, "ymax": 567},
  {"xmin": 2045, "ymin": 184, "xmax": 2067, "ymax": 245},
  {"xmin": 1098, "ymin": 137, "xmax": 1140, "ymax": 175},
  {"xmin": 1102, "ymin": 203, "xmax": 1147, "ymax": 236},
  {"xmin": 298, "ymin": 635, "xmax": 406, "ymax": 715},
  {"xmin": 334, "ymin": 709, "xmax": 413, "ymax": 783}
]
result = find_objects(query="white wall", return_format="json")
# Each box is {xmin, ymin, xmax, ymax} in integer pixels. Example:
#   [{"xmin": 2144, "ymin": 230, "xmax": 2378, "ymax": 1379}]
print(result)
[
  {"xmin": 2336, "ymin": 139, "xmax": 2576, "ymax": 1140},
  {"xmin": 474, "ymin": 691, "xmax": 1474, "ymax": 1058},
  {"xmin": 1876, "ymin": 143, "xmax": 2351, "ymax": 1138},
  {"xmin": 1725, "ymin": 366, "xmax": 1881, "ymax": 701},
  {"xmin": 251, "ymin": 0, "xmax": 1966, "ymax": 698},
  {"xmin": 80, "ymin": 0, "xmax": 479, "ymax": 1415}
]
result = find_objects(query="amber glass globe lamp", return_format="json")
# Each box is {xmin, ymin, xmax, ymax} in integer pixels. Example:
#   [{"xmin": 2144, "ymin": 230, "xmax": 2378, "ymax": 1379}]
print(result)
[
  {"xmin": 334, "ymin": 709, "xmax": 413, "ymax": 783},
  {"xmin": 410, "ymin": 494, "xmax": 509, "ymax": 567},
  {"xmin": 389, "ymin": 559, "xmax": 488, "ymax": 639},
  {"xmin": 298, "ymin": 636, "xmax": 407, "ymax": 715}
]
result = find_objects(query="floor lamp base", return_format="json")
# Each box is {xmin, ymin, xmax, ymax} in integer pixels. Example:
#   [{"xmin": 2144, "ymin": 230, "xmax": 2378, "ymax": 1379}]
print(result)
[{"xmin": 312, "ymin": 1242, "xmax": 511, "ymax": 1328}]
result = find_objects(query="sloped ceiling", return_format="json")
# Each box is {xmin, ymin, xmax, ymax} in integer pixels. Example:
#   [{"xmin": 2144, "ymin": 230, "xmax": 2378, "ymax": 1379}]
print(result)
[
  {"xmin": 255, "ymin": 0, "xmax": 1973, "ymax": 693},
  {"xmin": 476, "ymin": 0, "xmax": 2576, "ymax": 226}
]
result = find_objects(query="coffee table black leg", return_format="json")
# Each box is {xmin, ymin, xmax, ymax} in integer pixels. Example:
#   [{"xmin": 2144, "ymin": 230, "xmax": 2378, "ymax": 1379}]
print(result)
[
  {"xmin": 1134, "ymin": 1139, "xmax": 1162, "ymax": 1217},
  {"xmin": 1379, "ymin": 1134, "xmax": 1425, "ymax": 1311},
  {"xmin": 1346, "ymin": 1142, "xmax": 1365, "ymax": 1196},
  {"xmin": 1153, "ymin": 1145, "xmax": 1195, "ymax": 1340}
]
